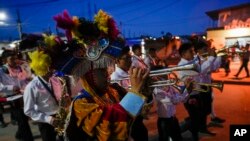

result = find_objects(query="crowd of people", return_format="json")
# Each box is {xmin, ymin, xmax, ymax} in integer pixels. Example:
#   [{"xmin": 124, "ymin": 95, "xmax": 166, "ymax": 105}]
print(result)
[{"xmin": 2, "ymin": 9, "xmax": 250, "ymax": 141}]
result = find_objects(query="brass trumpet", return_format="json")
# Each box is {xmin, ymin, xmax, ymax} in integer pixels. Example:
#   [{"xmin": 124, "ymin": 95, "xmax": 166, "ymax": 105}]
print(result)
[
  {"xmin": 190, "ymin": 81, "xmax": 224, "ymax": 92},
  {"xmin": 111, "ymin": 62, "xmax": 200, "ymax": 87}
]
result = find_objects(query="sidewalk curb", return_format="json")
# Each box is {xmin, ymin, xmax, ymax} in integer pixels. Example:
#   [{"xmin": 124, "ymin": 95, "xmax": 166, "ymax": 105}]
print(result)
[{"xmin": 213, "ymin": 79, "xmax": 250, "ymax": 85}]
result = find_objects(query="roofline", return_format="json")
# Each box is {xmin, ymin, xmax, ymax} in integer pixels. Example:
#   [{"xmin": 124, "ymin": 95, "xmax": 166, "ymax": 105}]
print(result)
[{"xmin": 206, "ymin": 2, "xmax": 250, "ymax": 20}]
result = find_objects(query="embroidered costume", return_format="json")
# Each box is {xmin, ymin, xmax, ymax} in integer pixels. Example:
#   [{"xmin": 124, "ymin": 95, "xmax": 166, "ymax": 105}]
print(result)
[{"xmin": 52, "ymin": 10, "xmax": 148, "ymax": 141}]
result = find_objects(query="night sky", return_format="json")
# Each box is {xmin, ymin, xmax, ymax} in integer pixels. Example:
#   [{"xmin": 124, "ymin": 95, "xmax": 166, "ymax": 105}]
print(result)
[{"xmin": 0, "ymin": 0, "xmax": 249, "ymax": 40}]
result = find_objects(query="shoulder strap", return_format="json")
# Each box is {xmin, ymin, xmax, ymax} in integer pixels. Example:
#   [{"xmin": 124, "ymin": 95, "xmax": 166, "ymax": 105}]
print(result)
[{"xmin": 38, "ymin": 77, "xmax": 58, "ymax": 105}]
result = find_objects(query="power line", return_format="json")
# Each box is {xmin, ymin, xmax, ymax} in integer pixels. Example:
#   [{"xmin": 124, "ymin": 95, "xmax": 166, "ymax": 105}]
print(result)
[
  {"xmin": 123, "ymin": 16, "xmax": 207, "ymax": 26},
  {"xmin": 113, "ymin": 0, "xmax": 159, "ymax": 17},
  {"xmin": 103, "ymin": 0, "xmax": 145, "ymax": 11},
  {"xmin": 0, "ymin": 0, "xmax": 59, "ymax": 8},
  {"xmin": 125, "ymin": 0, "xmax": 182, "ymax": 23}
]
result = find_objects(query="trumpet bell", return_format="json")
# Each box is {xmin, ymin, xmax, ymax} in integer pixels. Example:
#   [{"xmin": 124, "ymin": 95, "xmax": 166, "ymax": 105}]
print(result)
[
  {"xmin": 192, "ymin": 81, "xmax": 224, "ymax": 92},
  {"xmin": 211, "ymin": 82, "xmax": 224, "ymax": 92}
]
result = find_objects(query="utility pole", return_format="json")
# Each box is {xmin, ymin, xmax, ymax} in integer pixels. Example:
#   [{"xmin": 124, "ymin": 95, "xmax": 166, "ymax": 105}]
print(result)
[
  {"xmin": 94, "ymin": 3, "xmax": 97, "ymax": 14},
  {"xmin": 16, "ymin": 9, "xmax": 22, "ymax": 40}
]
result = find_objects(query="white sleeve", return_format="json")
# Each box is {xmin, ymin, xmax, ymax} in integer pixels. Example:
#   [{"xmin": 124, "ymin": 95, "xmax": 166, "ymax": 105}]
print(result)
[
  {"xmin": 144, "ymin": 57, "xmax": 151, "ymax": 68},
  {"xmin": 0, "ymin": 83, "xmax": 14, "ymax": 92},
  {"xmin": 211, "ymin": 56, "xmax": 221, "ymax": 71},
  {"xmin": 23, "ymin": 84, "xmax": 53, "ymax": 124},
  {"xmin": 0, "ymin": 72, "xmax": 14, "ymax": 93}
]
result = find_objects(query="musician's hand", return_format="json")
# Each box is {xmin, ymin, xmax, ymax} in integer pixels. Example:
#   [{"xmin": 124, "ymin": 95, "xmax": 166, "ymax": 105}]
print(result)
[
  {"xmin": 208, "ymin": 48, "xmax": 216, "ymax": 57},
  {"xmin": 0, "ymin": 93, "xmax": 4, "ymax": 98},
  {"xmin": 129, "ymin": 67, "xmax": 149, "ymax": 94},
  {"xmin": 51, "ymin": 117, "xmax": 61, "ymax": 127},
  {"xmin": 186, "ymin": 81, "xmax": 193, "ymax": 94},
  {"xmin": 13, "ymin": 86, "xmax": 20, "ymax": 94}
]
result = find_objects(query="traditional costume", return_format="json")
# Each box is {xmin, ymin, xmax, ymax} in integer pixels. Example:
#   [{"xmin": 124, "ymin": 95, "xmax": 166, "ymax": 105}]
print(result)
[{"xmin": 53, "ymin": 10, "xmax": 149, "ymax": 141}]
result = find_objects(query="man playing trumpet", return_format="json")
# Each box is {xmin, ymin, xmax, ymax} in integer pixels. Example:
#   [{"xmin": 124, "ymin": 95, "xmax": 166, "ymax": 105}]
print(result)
[
  {"xmin": 177, "ymin": 42, "xmax": 204, "ymax": 141},
  {"xmin": 196, "ymin": 40, "xmax": 226, "ymax": 129}
]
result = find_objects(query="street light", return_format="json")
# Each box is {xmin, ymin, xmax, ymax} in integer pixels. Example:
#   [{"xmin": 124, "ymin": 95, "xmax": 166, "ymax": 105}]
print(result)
[
  {"xmin": 0, "ymin": 12, "xmax": 7, "ymax": 26},
  {"xmin": 0, "ymin": 12, "xmax": 7, "ymax": 20}
]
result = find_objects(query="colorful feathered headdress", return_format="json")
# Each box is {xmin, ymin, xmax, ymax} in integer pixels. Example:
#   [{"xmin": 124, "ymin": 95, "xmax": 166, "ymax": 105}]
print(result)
[
  {"xmin": 26, "ymin": 34, "xmax": 83, "ymax": 76},
  {"xmin": 53, "ymin": 9, "xmax": 125, "ymax": 77}
]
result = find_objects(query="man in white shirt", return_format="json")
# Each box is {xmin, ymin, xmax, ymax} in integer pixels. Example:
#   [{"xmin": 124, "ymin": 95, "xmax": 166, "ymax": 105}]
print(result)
[
  {"xmin": 111, "ymin": 47, "xmax": 131, "ymax": 89},
  {"xmin": 177, "ymin": 43, "xmax": 203, "ymax": 141},
  {"xmin": 194, "ymin": 41, "xmax": 224, "ymax": 132},
  {"xmin": 144, "ymin": 48, "xmax": 158, "ymax": 70},
  {"xmin": 0, "ymin": 50, "xmax": 34, "ymax": 141},
  {"xmin": 131, "ymin": 44, "xmax": 148, "ymax": 70},
  {"xmin": 23, "ymin": 50, "xmax": 61, "ymax": 141},
  {"xmin": 153, "ymin": 74, "xmax": 191, "ymax": 141},
  {"xmin": 111, "ymin": 47, "xmax": 149, "ymax": 141}
]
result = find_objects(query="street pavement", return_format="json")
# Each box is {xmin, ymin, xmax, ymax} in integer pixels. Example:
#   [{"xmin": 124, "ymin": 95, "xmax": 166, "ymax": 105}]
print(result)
[{"xmin": 1, "ymin": 61, "xmax": 250, "ymax": 141}]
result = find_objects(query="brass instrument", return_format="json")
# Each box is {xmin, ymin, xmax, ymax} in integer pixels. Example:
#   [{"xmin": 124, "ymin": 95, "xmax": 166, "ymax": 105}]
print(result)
[
  {"xmin": 200, "ymin": 45, "xmax": 239, "ymax": 57},
  {"xmin": 54, "ymin": 76, "xmax": 71, "ymax": 136},
  {"xmin": 190, "ymin": 81, "xmax": 224, "ymax": 92},
  {"xmin": 111, "ymin": 62, "xmax": 200, "ymax": 88}
]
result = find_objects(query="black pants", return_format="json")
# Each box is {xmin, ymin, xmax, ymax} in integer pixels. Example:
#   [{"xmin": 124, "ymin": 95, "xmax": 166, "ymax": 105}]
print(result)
[
  {"xmin": 0, "ymin": 104, "xmax": 4, "ymax": 122},
  {"xmin": 157, "ymin": 117, "xmax": 182, "ymax": 141},
  {"xmin": 236, "ymin": 60, "xmax": 249, "ymax": 76},
  {"xmin": 38, "ymin": 122, "xmax": 59, "ymax": 141},
  {"xmin": 184, "ymin": 95, "xmax": 202, "ymax": 141},
  {"xmin": 199, "ymin": 87, "xmax": 212, "ymax": 131},
  {"xmin": 130, "ymin": 115, "xmax": 148, "ymax": 141},
  {"xmin": 14, "ymin": 108, "xmax": 34, "ymax": 141}
]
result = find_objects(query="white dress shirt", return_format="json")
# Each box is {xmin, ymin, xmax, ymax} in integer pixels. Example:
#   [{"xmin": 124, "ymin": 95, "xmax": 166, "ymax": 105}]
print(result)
[
  {"xmin": 131, "ymin": 55, "xmax": 148, "ymax": 70},
  {"xmin": 144, "ymin": 55, "xmax": 157, "ymax": 69},
  {"xmin": 177, "ymin": 58, "xmax": 201, "ymax": 95},
  {"xmin": 111, "ymin": 67, "xmax": 130, "ymax": 89},
  {"xmin": 154, "ymin": 86, "xmax": 188, "ymax": 118},
  {"xmin": 23, "ymin": 76, "xmax": 59, "ymax": 124},
  {"xmin": 0, "ymin": 68, "xmax": 19, "ymax": 96},
  {"xmin": 200, "ymin": 56, "xmax": 221, "ymax": 83}
]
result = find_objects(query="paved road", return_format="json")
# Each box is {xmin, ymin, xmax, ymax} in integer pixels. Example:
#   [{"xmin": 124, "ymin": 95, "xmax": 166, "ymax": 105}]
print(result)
[{"xmin": 1, "ymin": 84, "xmax": 250, "ymax": 141}]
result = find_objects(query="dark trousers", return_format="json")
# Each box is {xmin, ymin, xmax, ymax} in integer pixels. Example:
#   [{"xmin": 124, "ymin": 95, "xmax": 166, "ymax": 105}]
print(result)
[
  {"xmin": 14, "ymin": 108, "xmax": 34, "ymax": 141},
  {"xmin": 0, "ymin": 104, "xmax": 4, "ymax": 122},
  {"xmin": 157, "ymin": 117, "xmax": 182, "ymax": 141},
  {"xmin": 236, "ymin": 60, "xmax": 249, "ymax": 76},
  {"xmin": 184, "ymin": 96, "xmax": 202, "ymax": 141},
  {"xmin": 131, "ymin": 115, "xmax": 148, "ymax": 141},
  {"xmin": 199, "ymin": 87, "xmax": 212, "ymax": 131},
  {"xmin": 38, "ymin": 122, "xmax": 57, "ymax": 141},
  {"xmin": 0, "ymin": 102, "xmax": 15, "ymax": 122}
]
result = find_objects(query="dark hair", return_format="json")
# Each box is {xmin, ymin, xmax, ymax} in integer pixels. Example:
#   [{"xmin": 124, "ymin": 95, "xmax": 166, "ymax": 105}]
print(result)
[
  {"xmin": 178, "ymin": 43, "xmax": 193, "ymax": 56},
  {"xmin": 132, "ymin": 44, "xmax": 141, "ymax": 52},
  {"xmin": 148, "ymin": 48, "xmax": 156, "ymax": 52},
  {"xmin": 117, "ymin": 46, "xmax": 130, "ymax": 59},
  {"xmin": 1, "ymin": 50, "xmax": 16, "ymax": 60},
  {"xmin": 193, "ymin": 41, "xmax": 208, "ymax": 53}
]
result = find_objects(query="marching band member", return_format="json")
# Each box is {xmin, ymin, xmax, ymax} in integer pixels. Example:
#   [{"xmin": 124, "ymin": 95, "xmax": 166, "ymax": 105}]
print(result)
[
  {"xmin": 194, "ymin": 41, "xmax": 224, "ymax": 131},
  {"xmin": 23, "ymin": 35, "xmax": 81, "ymax": 141},
  {"xmin": 144, "ymin": 48, "xmax": 159, "ymax": 70},
  {"xmin": 177, "ymin": 43, "xmax": 202, "ymax": 141},
  {"xmin": 52, "ymin": 10, "xmax": 152, "ymax": 141},
  {"xmin": 153, "ymin": 71, "xmax": 191, "ymax": 141},
  {"xmin": 111, "ymin": 47, "xmax": 149, "ymax": 141},
  {"xmin": 131, "ymin": 44, "xmax": 149, "ymax": 70},
  {"xmin": 0, "ymin": 50, "xmax": 33, "ymax": 141}
]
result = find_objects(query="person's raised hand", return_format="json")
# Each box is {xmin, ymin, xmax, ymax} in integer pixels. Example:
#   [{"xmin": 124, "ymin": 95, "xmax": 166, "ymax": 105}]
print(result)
[{"xmin": 129, "ymin": 67, "xmax": 149, "ymax": 94}]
